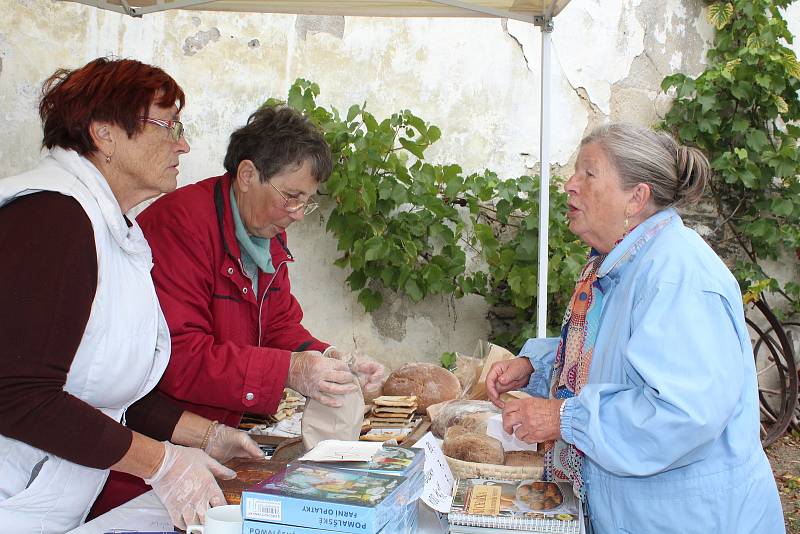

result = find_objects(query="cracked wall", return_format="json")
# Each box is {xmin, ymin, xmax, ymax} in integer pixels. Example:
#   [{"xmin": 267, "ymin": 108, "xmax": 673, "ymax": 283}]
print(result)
[
  {"xmin": 0, "ymin": 0, "xmax": 770, "ymax": 369},
  {"xmin": 183, "ymin": 27, "xmax": 221, "ymax": 56}
]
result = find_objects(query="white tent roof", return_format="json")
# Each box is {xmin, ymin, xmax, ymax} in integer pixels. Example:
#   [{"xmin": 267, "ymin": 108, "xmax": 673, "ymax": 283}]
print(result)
[{"xmin": 61, "ymin": 0, "xmax": 570, "ymax": 22}]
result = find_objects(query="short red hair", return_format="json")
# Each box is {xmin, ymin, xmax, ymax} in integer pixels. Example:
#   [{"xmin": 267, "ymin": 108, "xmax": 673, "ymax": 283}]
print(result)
[{"xmin": 39, "ymin": 57, "xmax": 186, "ymax": 156}]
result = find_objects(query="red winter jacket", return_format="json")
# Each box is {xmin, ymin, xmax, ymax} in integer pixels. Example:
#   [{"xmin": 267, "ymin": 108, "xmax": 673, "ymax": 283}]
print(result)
[
  {"xmin": 140, "ymin": 173, "xmax": 329, "ymax": 425},
  {"xmin": 90, "ymin": 174, "xmax": 329, "ymax": 518}
]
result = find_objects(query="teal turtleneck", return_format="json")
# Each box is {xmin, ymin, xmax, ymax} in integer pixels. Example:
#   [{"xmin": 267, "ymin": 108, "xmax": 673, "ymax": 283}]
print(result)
[{"xmin": 230, "ymin": 186, "xmax": 274, "ymax": 294}]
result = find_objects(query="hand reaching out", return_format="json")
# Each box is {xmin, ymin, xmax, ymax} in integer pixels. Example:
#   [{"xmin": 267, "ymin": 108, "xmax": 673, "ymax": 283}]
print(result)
[
  {"xmin": 204, "ymin": 423, "xmax": 263, "ymax": 463},
  {"xmin": 486, "ymin": 357, "xmax": 535, "ymax": 408},
  {"xmin": 145, "ymin": 442, "xmax": 234, "ymax": 530}
]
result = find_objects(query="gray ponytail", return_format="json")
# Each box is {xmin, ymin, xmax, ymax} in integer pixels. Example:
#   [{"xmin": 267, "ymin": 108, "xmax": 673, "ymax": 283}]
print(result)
[
  {"xmin": 582, "ymin": 123, "xmax": 711, "ymax": 209},
  {"xmin": 675, "ymin": 145, "xmax": 710, "ymax": 204}
]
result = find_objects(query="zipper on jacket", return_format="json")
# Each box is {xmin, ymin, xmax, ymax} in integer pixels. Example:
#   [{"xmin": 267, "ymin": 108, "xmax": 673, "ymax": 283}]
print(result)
[
  {"xmin": 257, "ymin": 260, "xmax": 288, "ymax": 347},
  {"xmin": 236, "ymin": 257, "xmax": 248, "ymax": 279}
]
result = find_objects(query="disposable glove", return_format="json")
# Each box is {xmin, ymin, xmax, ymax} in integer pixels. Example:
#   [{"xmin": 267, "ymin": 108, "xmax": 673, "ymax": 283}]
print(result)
[
  {"xmin": 145, "ymin": 442, "xmax": 235, "ymax": 530},
  {"xmin": 325, "ymin": 348, "xmax": 385, "ymax": 392},
  {"xmin": 204, "ymin": 423, "xmax": 263, "ymax": 463},
  {"xmin": 287, "ymin": 350, "xmax": 358, "ymax": 407}
]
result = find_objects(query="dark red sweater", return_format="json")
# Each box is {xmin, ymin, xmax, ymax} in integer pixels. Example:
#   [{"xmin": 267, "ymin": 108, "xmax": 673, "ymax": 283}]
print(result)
[{"xmin": 0, "ymin": 192, "xmax": 182, "ymax": 469}]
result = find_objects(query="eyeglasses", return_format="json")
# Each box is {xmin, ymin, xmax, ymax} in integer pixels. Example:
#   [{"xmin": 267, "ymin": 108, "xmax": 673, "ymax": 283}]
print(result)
[
  {"xmin": 139, "ymin": 117, "xmax": 185, "ymax": 142},
  {"xmin": 267, "ymin": 180, "xmax": 319, "ymax": 215}
]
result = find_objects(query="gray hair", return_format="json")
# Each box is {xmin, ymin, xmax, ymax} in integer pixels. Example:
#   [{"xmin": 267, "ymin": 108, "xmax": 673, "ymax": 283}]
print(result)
[{"xmin": 581, "ymin": 123, "xmax": 710, "ymax": 209}]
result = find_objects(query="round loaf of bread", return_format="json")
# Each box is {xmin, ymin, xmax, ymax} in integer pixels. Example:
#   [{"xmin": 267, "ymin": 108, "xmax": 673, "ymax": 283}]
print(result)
[
  {"xmin": 442, "ymin": 431, "xmax": 505, "ymax": 464},
  {"xmin": 442, "ymin": 424, "xmax": 473, "ymax": 441},
  {"xmin": 383, "ymin": 362, "xmax": 462, "ymax": 414}
]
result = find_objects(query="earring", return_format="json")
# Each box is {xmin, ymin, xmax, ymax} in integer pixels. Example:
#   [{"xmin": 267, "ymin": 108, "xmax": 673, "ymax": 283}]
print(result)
[
  {"xmin": 104, "ymin": 153, "xmax": 111, "ymax": 164},
  {"xmin": 624, "ymin": 216, "xmax": 630, "ymax": 232}
]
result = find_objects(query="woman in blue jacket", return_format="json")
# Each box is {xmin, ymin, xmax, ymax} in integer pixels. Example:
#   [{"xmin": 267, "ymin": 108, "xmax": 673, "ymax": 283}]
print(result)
[{"xmin": 486, "ymin": 123, "xmax": 784, "ymax": 533}]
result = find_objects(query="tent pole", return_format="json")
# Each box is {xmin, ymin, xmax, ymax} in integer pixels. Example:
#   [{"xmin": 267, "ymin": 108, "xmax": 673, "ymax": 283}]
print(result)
[{"xmin": 535, "ymin": 15, "xmax": 553, "ymax": 338}]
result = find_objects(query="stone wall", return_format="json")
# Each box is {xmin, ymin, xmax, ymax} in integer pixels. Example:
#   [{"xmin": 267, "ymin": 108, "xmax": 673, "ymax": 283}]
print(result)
[{"xmin": 1, "ymin": 0, "xmax": 797, "ymax": 368}]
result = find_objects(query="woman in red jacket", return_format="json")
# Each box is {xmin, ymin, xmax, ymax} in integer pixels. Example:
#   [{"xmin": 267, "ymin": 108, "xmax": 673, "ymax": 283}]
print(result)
[{"xmin": 91, "ymin": 105, "xmax": 384, "ymax": 515}]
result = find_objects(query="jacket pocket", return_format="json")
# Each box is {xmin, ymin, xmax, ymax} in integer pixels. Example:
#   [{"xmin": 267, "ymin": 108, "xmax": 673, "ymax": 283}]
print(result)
[
  {"xmin": 0, "ymin": 438, "xmax": 50, "ymax": 500},
  {"xmin": 25, "ymin": 455, "xmax": 49, "ymax": 489}
]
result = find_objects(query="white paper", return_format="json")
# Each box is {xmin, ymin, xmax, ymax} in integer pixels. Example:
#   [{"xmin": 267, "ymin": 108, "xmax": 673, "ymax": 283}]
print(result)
[
  {"xmin": 274, "ymin": 414, "xmax": 302, "ymax": 436},
  {"xmin": 360, "ymin": 427, "xmax": 413, "ymax": 440},
  {"xmin": 411, "ymin": 431, "xmax": 454, "ymax": 513},
  {"xmin": 486, "ymin": 413, "xmax": 538, "ymax": 452},
  {"xmin": 298, "ymin": 439, "xmax": 383, "ymax": 462},
  {"xmin": 248, "ymin": 412, "xmax": 303, "ymax": 437}
]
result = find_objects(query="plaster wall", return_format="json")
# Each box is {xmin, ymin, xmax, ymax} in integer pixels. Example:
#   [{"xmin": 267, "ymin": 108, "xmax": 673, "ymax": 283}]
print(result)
[{"xmin": 1, "ymin": 0, "xmax": 720, "ymax": 369}]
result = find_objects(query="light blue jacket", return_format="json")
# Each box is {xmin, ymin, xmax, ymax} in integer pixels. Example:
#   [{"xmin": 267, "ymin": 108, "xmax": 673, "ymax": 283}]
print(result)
[{"xmin": 521, "ymin": 208, "xmax": 784, "ymax": 534}]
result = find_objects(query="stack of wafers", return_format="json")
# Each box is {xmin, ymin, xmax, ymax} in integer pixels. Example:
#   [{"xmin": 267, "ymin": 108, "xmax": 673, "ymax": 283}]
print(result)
[
  {"xmin": 239, "ymin": 388, "xmax": 306, "ymax": 430},
  {"xmin": 270, "ymin": 388, "xmax": 304, "ymax": 422},
  {"xmin": 368, "ymin": 395, "xmax": 418, "ymax": 429},
  {"xmin": 360, "ymin": 395, "xmax": 419, "ymax": 442}
]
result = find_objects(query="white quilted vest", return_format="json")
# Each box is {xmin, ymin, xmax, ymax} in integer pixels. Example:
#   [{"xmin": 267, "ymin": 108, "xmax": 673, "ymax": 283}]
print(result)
[{"xmin": 0, "ymin": 148, "xmax": 170, "ymax": 533}]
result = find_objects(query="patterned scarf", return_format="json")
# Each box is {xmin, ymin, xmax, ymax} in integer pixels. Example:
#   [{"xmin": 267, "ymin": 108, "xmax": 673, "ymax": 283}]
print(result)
[
  {"xmin": 542, "ymin": 251, "xmax": 605, "ymax": 499},
  {"xmin": 543, "ymin": 215, "xmax": 674, "ymax": 499}
]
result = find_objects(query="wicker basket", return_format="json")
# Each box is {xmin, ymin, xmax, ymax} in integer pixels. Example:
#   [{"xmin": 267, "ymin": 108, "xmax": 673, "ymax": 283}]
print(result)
[{"xmin": 445, "ymin": 455, "xmax": 543, "ymax": 481}]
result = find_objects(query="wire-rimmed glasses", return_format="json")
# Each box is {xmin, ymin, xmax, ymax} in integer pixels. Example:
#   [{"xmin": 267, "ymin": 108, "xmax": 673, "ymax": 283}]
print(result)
[
  {"xmin": 139, "ymin": 117, "xmax": 184, "ymax": 142},
  {"xmin": 267, "ymin": 180, "xmax": 319, "ymax": 215}
]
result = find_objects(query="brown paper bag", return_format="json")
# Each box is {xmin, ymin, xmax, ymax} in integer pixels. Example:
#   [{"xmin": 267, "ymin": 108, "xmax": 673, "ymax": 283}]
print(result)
[
  {"xmin": 301, "ymin": 377, "xmax": 365, "ymax": 451},
  {"xmin": 462, "ymin": 340, "xmax": 516, "ymax": 400}
]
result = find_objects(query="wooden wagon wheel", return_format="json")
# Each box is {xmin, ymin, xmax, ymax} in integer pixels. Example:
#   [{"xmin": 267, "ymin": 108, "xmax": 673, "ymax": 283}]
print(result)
[
  {"xmin": 783, "ymin": 322, "xmax": 800, "ymax": 431},
  {"xmin": 753, "ymin": 320, "xmax": 800, "ymax": 433},
  {"xmin": 747, "ymin": 299, "xmax": 798, "ymax": 447}
]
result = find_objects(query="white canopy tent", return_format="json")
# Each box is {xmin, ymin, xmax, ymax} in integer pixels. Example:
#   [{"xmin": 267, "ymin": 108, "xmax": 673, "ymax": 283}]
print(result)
[
  {"xmin": 60, "ymin": 0, "xmax": 570, "ymax": 22},
  {"xmin": 61, "ymin": 0, "xmax": 572, "ymax": 338}
]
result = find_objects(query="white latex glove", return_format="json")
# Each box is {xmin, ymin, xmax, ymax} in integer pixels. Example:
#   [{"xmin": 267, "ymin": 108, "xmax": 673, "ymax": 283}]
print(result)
[
  {"xmin": 287, "ymin": 350, "xmax": 358, "ymax": 407},
  {"xmin": 325, "ymin": 348, "xmax": 385, "ymax": 392},
  {"xmin": 204, "ymin": 423, "xmax": 263, "ymax": 463},
  {"xmin": 145, "ymin": 442, "xmax": 235, "ymax": 530}
]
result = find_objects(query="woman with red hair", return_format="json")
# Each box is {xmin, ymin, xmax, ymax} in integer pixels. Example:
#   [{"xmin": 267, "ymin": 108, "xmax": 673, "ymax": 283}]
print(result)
[{"xmin": 0, "ymin": 57, "xmax": 261, "ymax": 533}]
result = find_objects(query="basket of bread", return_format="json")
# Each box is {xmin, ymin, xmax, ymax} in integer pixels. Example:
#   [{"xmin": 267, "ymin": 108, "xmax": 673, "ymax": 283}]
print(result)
[
  {"xmin": 430, "ymin": 341, "xmax": 544, "ymax": 481},
  {"xmin": 430, "ymin": 398, "xmax": 544, "ymax": 481}
]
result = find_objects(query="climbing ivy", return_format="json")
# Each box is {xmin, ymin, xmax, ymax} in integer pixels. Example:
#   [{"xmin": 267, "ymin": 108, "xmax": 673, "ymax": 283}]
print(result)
[
  {"xmin": 264, "ymin": 80, "xmax": 586, "ymax": 350},
  {"xmin": 661, "ymin": 0, "xmax": 800, "ymax": 315}
]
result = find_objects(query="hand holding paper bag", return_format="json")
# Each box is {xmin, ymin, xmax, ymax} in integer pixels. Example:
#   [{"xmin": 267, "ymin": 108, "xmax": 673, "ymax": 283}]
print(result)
[
  {"xmin": 287, "ymin": 350, "xmax": 358, "ymax": 407},
  {"xmin": 324, "ymin": 347, "xmax": 386, "ymax": 392}
]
